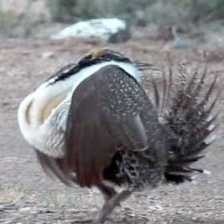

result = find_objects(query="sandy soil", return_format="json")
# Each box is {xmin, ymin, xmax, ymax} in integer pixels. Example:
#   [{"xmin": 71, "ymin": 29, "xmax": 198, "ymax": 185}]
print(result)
[{"xmin": 0, "ymin": 38, "xmax": 224, "ymax": 224}]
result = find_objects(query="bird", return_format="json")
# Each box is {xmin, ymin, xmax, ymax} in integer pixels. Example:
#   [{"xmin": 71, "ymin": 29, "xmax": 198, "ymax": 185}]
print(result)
[{"xmin": 17, "ymin": 49, "xmax": 220, "ymax": 223}]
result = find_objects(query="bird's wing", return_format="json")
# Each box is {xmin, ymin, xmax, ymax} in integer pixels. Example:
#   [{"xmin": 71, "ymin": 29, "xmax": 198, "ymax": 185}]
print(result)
[{"xmin": 64, "ymin": 65, "xmax": 159, "ymax": 187}]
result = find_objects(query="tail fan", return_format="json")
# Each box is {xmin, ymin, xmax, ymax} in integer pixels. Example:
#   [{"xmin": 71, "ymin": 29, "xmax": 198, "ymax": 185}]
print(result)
[{"xmin": 150, "ymin": 64, "xmax": 221, "ymax": 183}]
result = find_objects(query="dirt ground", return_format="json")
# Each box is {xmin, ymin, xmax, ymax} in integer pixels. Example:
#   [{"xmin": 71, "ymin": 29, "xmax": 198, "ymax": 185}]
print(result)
[{"xmin": 0, "ymin": 38, "xmax": 224, "ymax": 224}]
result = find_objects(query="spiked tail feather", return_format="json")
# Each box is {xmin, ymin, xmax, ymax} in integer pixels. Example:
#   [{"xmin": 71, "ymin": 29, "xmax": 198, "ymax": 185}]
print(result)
[{"xmin": 151, "ymin": 65, "xmax": 220, "ymax": 183}]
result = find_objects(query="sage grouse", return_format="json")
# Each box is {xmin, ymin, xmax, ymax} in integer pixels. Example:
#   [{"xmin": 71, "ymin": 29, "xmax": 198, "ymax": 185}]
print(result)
[{"xmin": 18, "ymin": 49, "xmax": 220, "ymax": 223}]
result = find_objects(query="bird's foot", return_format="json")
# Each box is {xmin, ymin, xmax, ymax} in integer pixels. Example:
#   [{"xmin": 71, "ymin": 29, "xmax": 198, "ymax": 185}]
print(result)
[{"xmin": 92, "ymin": 189, "xmax": 131, "ymax": 224}]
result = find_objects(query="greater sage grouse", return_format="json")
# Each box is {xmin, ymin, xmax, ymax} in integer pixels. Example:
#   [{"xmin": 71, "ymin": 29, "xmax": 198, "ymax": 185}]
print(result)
[{"xmin": 18, "ymin": 49, "xmax": 220, "ymax": 223}]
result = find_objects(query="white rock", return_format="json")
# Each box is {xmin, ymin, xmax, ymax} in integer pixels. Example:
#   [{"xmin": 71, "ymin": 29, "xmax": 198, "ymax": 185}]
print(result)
[
  {"xmin": 41, "ymin": 51, "xmax": 54, "ymax": 59},
  {"xmin": 51, "ymin": 18, "xmax": 128, "ymax": 42}
]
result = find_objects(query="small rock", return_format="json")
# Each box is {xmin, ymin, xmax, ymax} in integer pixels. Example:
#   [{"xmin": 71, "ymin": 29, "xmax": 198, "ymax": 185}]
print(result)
[
  {"xmin": 41, "ymin": 51, "xmax": 54, "ymax": 59},
  {"xmin": 2, "ymin": 102, "xmax": 10, "ymax": 106},
  {"xmin": 192, "ymin": 216, "xmax": 198, "ymax": 221},
  {"xmin": 203, "ymin": 169, "xmax": 211, "ymax": 175},
  {"xmin": 19, "ymin": 207, "xmax": 31, "ymax": 212}
]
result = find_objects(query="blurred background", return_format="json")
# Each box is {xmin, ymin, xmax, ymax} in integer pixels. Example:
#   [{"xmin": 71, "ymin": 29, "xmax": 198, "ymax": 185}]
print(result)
[{"xmin": 0, "ymin": 0, "xmax": 224, "ymax": 48}]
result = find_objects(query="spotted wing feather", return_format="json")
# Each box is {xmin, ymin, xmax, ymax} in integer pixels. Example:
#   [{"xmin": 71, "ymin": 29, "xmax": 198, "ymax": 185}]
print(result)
[{"xmin": 65, "ymin": 65, "xmax": 156, "ymax": 187}]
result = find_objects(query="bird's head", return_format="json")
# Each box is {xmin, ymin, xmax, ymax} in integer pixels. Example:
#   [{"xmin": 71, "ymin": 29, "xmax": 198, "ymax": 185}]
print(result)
[
  {"xmin": 77, "ymin": 48, "xmax": 153, "ymax": 73},
  {"xmin": 47, "ymin": 48, "xmax": 152, "ymax": 85},
  {"xmin": 78, "ymin": 49, "xmax": 131, "ymax": 65}
]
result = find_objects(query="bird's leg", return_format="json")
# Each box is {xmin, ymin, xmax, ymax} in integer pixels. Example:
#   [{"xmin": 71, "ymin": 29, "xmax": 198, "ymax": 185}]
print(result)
[
  {"xmin": 93, "ymin": 189, "xmax": 132, "ymax": 224},
  {"xmin": 97, "ymin": 183, "xmax": 117, "ymax": 202}
]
